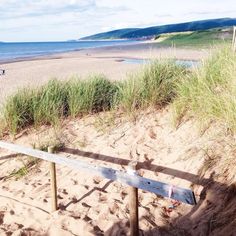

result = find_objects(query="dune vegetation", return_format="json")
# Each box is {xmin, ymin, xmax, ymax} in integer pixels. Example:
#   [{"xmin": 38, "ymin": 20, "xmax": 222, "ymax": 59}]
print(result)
[
  {"xmin": 1, "ymin": 45, "xmax": 235, "ymax": 135},
  {"xmin": 173, "ymin": 46, "xmax": 236, "ymax": 131},
  {"xmin": 1, "ymin": 60, "xmax": 186, "ymax": 134},
  {"xmin": 2, "ymin": 76, "xmax": 118, "ymax": 134},
  {"xmin": 158, "ymin": 28, "xmax": 232, "ymax": 48}
]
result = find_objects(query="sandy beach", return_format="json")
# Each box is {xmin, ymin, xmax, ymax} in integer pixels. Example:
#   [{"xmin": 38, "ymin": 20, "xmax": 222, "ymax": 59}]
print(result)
[
  {"xmin": 0, "ymin": 42, "xmax": 235, "ymax": 236},
  {"xmin": 0, "ymin": 108, "xmax": 210, "ymax": 235},
  {"xmin": 0, "ymin": 42, "xmax": 216, "ymax": 235},
  {"xmin": 0, "ymin": 42, "xmax": 208, "ymax": 104},
  {"xmin": 0, "ymin": 106, "xmax": 233, "ymax": 235},
  {"xmin": 1, "ymin": 0, "xmax": 236, "ymax": 234}
]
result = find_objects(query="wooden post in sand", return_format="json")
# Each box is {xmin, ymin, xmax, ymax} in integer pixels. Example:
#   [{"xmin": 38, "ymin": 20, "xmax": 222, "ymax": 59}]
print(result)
[
  {"xmin": 232, "ymin": 27, "xmax": 236, "ymax": 52},
  {"xmin": 128, "ymin": 161, "xmax": 139, "ymax": 236},
  {"xmin": 48, "ymin": 146, "xmax": 58, "ymax": 212}
]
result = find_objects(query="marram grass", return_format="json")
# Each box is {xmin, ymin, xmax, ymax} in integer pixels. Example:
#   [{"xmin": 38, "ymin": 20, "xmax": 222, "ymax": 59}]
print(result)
[
  {"xmin": 172, "ymin": 46, "xmax": 236, "ymax": 131},
  {"xmin": 118, "ymin": 60, "xmax": 186, "ymax": 113},
  {"xmin": 66, "ymin": 75, "xmax": 119, "ymax": 117},
  {"xmin": 3, "ymin": 47, "xmax": 236, "ymax": 136},
  {"xmin": 2, "ymin": 75, "xmax": 119, "ymax": 134}
]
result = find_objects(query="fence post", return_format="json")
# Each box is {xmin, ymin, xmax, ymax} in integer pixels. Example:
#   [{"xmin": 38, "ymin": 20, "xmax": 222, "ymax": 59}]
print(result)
[
  {"xmin": 48, "ymin": 146, "xmax": 58, "ymax": 212},
  {"xmin": 232, "ymin": 26, "xmax": 236, "ymax": 52},
  {"xmin": 128, "ymin": 161, "xmax": 139, "ymax": 236}
]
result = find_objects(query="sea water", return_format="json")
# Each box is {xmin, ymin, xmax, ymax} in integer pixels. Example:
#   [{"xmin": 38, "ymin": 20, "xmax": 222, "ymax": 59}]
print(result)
[
  {"xmin": 0, "ymin": 40, "xmax": 139, "ymax": 62},
  {"xmin": 122, "ymin": 58, "xmax": 200, "ymax": 68}
]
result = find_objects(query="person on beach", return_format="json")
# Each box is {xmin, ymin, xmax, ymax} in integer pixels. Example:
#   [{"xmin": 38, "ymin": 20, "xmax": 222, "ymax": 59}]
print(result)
[{"xmin": 0, "ymin": 69, "xmax": 5, "ymax": 75}]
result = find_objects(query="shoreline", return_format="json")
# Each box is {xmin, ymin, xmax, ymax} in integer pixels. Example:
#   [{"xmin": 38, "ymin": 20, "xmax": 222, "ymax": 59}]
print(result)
[
  {"xmin": 0, "ymin": 40, "xmax": 148, "ymax": 65},
  {"xmin": 0, "ymin": 40, "xmax": 206, "ymax": 65}
]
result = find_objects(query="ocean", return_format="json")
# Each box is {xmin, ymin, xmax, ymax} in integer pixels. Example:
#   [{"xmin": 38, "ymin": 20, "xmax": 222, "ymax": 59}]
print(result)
[{"xmin": 0, "ymin": 40, "xmax": 139, "ymax": 62}]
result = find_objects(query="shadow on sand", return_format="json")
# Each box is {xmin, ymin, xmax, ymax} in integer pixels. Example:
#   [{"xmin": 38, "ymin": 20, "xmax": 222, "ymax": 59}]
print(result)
[{"xmin": 61, "ymin": 147, "xmax": 236, "ymax": 236}]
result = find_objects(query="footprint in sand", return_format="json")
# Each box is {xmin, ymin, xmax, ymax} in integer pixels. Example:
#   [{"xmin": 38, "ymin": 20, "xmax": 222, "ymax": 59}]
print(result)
[
  {"xmin": 82, "ymin": 202, "xmax": 91, "ymax": 208},
  {"xmin": 0, "ymin": 211, "xmax": 4, "ymax": 224},
  {"xmin": 2, "ymin": 186, "xmax": 9, "ymax": 191},
  {"xmin": 120, "ymin": 189, "xmax": 128, "ymax": 200},
  {"xmin": 9, "ymin": 210, "xmax": 14, "ymax": 215},
  {"xmin": 57, "ymin": 195, "xmax": 64, "ymax": 200},
  {"xmin": 83, "ymin": 185, "xmax": 89, "ymax": 189},
  {"xmin": 98, "ymin": 193, "xmax": 107, "ymax": 202},
  {"xmin": 58, "ymin": 188, "xmax": 68, "ymax": 195},
  {"xmin": 71, "ymin": 179, "xmax": 78, "ymax": 185},
  {"xmin": 83, "ymin": 215, "xmax": 92, "ymax": 222}
]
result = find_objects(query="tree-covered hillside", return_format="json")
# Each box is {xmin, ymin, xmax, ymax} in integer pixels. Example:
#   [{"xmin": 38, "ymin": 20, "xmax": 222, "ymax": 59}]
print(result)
[{"xmin": 81, "ymin": 18, "xmax": 236, "ymax": 40}]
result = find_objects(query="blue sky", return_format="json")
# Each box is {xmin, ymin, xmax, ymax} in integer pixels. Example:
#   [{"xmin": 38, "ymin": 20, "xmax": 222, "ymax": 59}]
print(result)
[{"xmin": 1, "ymin": 0, "xmax": 236, "ymax": 42}]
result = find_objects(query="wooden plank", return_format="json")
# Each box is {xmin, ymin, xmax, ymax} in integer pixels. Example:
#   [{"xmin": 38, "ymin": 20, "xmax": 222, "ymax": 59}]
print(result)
[{"xmin": 0, "ymin": 141, "xmax": 196, "ymax": 205}]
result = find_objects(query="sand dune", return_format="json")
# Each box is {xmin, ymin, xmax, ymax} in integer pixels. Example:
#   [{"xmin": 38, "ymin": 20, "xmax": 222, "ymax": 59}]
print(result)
[
  {"xmin": 1, "ymin": 44, "xmax": 231, "ymax": 235},
  {"xmin": 0, "ymin": 107, "xmax": 221, "ymax": 235}
]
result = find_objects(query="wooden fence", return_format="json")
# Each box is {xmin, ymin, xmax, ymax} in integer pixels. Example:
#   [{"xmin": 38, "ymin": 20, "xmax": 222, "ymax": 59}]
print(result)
[{"xmin": 0, "ymin": 141, "xmax": 196, "ymax": 235}]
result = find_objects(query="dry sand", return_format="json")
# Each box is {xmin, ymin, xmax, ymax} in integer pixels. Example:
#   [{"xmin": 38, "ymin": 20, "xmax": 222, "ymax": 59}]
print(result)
[
  {"xmin": 0, "ymin": 42, "xmax": 208, "ymax": 104},
  {"xmin": 0, "ymin": 109, "xmax": 204, "ymax": 235},
  {"xmin": 0, "ymin": 108, "xmax": 235, "ymax": 235}
]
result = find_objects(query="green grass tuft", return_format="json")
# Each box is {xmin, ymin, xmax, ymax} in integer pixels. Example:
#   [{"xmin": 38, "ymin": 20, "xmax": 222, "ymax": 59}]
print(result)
[
  {"xmin": 33, "ymin": 79, "xmax": 68, "ymax": 127},
  {"xmin": 172, "ymin": 46, "xmax": 236, "ymax": 131},
  {"xmin": 3, "ymin": 79, "xmax": 68, "ymax": 133},
  {"xmin": 66, "ymin": 75, "xmax": 118, "ymax": 117},
  {"xmin": 8, "ymin": 157, "xmax": 40, "ymax": 180},
  {"xmin": 2, "ymin": 75, "xmax": 119, "ymax": 134},
  {"xmin": 118, "ymin": 60, "xmax": 186, "ymax": 113},
  {"xmin": 4, "ymin": 89, "xmax": 35, "ymax": 134}
]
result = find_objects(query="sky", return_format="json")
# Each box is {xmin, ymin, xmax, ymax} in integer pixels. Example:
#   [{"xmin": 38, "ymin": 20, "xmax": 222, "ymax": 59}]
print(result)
[{"xmin": 0, "ymin": 0, "xmax": 236, "ymax": 42}]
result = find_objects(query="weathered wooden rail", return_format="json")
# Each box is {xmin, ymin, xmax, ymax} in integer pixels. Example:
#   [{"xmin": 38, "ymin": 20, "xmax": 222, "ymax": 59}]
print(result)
[{"xmin": 0, "ymin": 141, "xmax": 196, "ymax": 235}]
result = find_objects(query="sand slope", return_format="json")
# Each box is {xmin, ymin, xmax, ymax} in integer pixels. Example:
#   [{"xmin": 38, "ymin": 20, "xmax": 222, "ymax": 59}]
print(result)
[{"xmin": 1, "ymin": 107, "xmax": 235, "ymax": 235}]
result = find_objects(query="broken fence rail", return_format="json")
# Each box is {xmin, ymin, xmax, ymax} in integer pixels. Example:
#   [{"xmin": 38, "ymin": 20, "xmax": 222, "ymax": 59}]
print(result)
[{"xmin": 0, "ymin": 141, "xmax": 196, "ymax": 205}]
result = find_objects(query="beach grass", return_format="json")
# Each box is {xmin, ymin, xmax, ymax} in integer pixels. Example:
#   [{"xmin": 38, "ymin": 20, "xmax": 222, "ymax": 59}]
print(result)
[
  {"xmin": 2, "ymin": 75, "xmax": 119, "ymax": 134},
  {"xmin": 2, "ymin": 46, "xmax": 236, "ymax": 135},
  {"xmin": 7, "ymin": 157, "xmax": 40, "ymax": 180},
  {"xmin": 118, "ymin": 60, "xmax": 186, "ymax": 113},
  {"xmin": 67, "ymin": 75, "xmax": 118, "ymax": 117},
  {"xmin": 4, "ymin": 88, "xmax": 36, "ymax": 134},
  {"xmin": 172, "ymin": 45, "xmax": 236, "ymax": 131},
  {"xmin": 3, "ymin": 80, "xmax": 68, "ymax": 133},
  {"xmin": 1, "ymin": 60, "xmax": 186, "ymax": 134}
]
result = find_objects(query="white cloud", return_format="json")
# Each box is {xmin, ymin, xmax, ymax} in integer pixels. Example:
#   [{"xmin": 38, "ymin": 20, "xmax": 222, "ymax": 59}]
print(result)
[{"xmin": 0, "ymin": 0, "xmax": 235, "ymax": 41}]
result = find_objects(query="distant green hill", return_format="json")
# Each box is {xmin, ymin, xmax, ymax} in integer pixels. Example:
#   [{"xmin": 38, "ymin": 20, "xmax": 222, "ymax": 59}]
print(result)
[
  {"xmin": 81, "ymin": 28, "xmax": 139, "ymax": 40},
  {"xmin": 81, "ymin": 18, "xmax": 236, "ymax": 40},
  {"xmin": 158, "ymin": 28, "xmax": 232, "ymax": 48}
]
